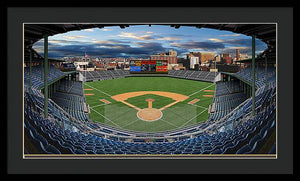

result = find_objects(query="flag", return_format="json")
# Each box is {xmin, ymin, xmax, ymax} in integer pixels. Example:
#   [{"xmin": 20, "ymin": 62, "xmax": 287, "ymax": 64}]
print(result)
[{"xmin": 85, "ymin": 52, "xmax": 88, "ymax": 58}]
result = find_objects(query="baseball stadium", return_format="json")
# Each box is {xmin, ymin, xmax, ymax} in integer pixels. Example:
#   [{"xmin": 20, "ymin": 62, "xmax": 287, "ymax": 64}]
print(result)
[{"xmin": 23, "ymin": 24, "xmax": 276, "ymax": 157}]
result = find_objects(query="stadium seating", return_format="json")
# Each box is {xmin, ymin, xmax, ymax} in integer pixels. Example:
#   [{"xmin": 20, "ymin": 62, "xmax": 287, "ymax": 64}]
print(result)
[
  {"xmin": 168, "ymin": 70, "xmax": 219, "ymax": 82},
  {"xmin": 24, "ymin": 65, "xmax": 276, "ymax": 155},
  {"xmin": 24, "ymin": 86, "xmax": 276, "ymax": 154},
  {"xmin": 51, "ymin": 91, "xmax": 89, "ymax": 122},
  {"xmin": 80, "ymin": 69, "xmax": 130, "ymax": 82},
  {"xmin": 56, "ymin": 79, "xmax": 84, "ymax": 96},
  {"xmin": 24, "ymin": 65, "xmax": 65, "ymax": 89},
  {"xmin": 235, "ymin": 65, "xmax": 276, "ymax": 88}
]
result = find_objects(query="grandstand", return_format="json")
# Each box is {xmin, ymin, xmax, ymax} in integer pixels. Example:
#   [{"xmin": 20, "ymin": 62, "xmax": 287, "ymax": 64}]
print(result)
[
  {"xmin": 79, "ymin": 69, "xmax": 130, "ymax": 82},
  {"xmin": 23, "ymin": 24, "xmax": 276, "ymax": 156},
  {"xmin": 168, "ymin": 70, "xmax": 219, "ymax": 82}
]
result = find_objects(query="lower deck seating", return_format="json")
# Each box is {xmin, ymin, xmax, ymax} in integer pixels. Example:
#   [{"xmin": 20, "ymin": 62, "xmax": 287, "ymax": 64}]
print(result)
[
  {"xmin": 24, "ymin": 101, "xmax": 275, "ymax": 154},
  {"xmin": 51, "ymin": 91, "xmax": 89, "ymax": 122},
  {"xmin": 24, "ymin": 66, "xmax": 276, "ymax": 155}
]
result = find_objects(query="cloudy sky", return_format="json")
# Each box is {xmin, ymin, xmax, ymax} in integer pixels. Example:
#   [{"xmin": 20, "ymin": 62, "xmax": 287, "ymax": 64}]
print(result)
[{"xmin": 33, "ymin": 25, "xmax": 267, "ymax": 59}]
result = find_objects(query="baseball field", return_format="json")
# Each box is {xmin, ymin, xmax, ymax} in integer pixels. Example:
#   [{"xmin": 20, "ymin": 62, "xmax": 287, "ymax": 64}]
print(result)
[{"xmin": 83, "ymin": 77, "xmax": 215, "ymax": 133}]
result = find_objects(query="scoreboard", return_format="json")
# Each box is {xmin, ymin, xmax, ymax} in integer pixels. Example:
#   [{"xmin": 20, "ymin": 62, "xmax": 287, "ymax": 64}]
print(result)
[{"xmin": 130, "ymin": 60, "xmax": 168, "ymax": 74}]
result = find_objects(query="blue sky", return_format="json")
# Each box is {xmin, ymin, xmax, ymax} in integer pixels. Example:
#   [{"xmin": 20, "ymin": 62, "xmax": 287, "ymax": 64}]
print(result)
[{"xmin": 33, "ymin": 25, "xmax": 267, "ymax": 58}]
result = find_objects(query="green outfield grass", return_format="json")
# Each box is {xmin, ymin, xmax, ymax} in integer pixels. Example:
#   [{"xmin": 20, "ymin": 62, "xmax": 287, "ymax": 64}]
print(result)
[{"xmin": 84, "ymin": 77, "xmax": 215, "ymax": 133}]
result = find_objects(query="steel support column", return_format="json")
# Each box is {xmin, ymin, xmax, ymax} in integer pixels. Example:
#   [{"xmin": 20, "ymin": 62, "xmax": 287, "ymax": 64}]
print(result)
[
  {"xmin": 29, "ymin": 49, "xmax": 32, "ymax": 93},
  {"xmin": 251, "ymin": 35, "xmax": 256, "ymax": 116},
  {"xmin": 44, "ymin": 35, "xmax": 49, "ymax": 118},
  {"xmin": 265, "ymin": 56, "xmax": 268, "ymax": 89}
]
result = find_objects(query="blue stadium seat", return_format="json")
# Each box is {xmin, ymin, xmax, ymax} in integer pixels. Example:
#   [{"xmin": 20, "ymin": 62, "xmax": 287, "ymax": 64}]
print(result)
[
  {"xmin": 236, "ymin": 144, "xmax": 251, "ymax": 154},
  {"xmin": 74, "ymin": 149, "xmax": 87, "ymax": 154},
  {"xmin": 210, "ymin": 149, "xmax": 222, "ymax": 154},
  {"xmin": 46, "ymin": 144, "xmax": 61, "ymax": 154},
  {"xmin": 35, "ymin": 134, "xmax": 49, "ymax": 148},
  {"xmin": 269, "ymin": 144, "xmax": 276, "ymax": 154}
]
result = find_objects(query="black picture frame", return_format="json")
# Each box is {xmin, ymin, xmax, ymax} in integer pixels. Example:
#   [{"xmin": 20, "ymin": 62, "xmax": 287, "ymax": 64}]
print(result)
[{"xmin": 5, "ymin": 5, "xmax": 293, "ymax": 174}]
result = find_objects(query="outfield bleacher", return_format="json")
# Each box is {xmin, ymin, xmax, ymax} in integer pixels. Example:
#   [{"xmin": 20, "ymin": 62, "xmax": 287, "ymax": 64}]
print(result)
[
  {"xmin": 168, "ymin": 70, "xmax": 219, "ymax": 82},
  {"xmin": 80, "ymin": 69, "xmax": 130, "ymax": 82}
]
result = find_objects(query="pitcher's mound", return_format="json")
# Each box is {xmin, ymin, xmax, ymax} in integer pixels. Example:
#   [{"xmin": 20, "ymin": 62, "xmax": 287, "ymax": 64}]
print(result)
[{"xmin": 137, "ymin": 108, "xmax": 163, "ymax": 122}]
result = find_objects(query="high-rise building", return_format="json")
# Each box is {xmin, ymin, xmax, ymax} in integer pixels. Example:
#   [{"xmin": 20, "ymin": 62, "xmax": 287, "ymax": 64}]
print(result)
[
  {"xmin": 187, "ymin": 52, "xmax": 214, "ymax": 65},
  {"xmin": 215, "ymin": 55, "xmax": 221, "ymax": 62},
  {"xmin": 200, "ymin": 52, "xmax": 215, "ymax": 64},
  {"xmin": 236, "ymin": 49, "xmax": 240, "ymax": 60},
  {"xmin": 190, "ymin": 56, "xmax": 199, "ymax": 69},
  {"xmin": 150, "ymin": 50, "xmax": 177, "ymax": 64},
  {"xmin": 187, "ymin": 51, "xmax": 200, "ymax": 59},
  {"xmin": 221, "ymin": 53, "xmax": 233, "ymax": 64},
  {"xmin": 239, "ymin": 53, "xmax": 249, "ymax": 60},
  {"xmin": 169, "ymin": 50, "xmax": 177, "ymax": 56}
]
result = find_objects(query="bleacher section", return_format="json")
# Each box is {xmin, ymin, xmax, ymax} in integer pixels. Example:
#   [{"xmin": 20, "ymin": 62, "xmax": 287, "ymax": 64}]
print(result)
[
  {"xmin": 57, "ymin": 79, "xmax": 84, "ymax": 96},
  {"xmin": 236, "ymin": 65, "xmax": 276, "ymax": 88},
  {"xmin": 81, "ymin": 69, "xmax": 130, "ymax": 82},
  {"xmin": 24, "ymin": 65, "xmax": 65, "ymax": 89},
  {"xmin": 168, "ymin": 70, "xmax": 219, "ymax": 82},
  {"xmin": 210, "ymin": 92, "xmax": 248, "ymax": 121},
  {"xmin": 51, "ymin": 91, "xmax": 89, "ymax": 123}
]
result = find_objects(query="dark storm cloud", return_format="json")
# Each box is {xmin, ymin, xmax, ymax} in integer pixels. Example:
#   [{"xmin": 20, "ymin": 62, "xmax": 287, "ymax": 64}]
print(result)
[
  {"xmin": 33, "ymin": 36, "xmax": 267, "ymax": 58},
  {"xmin": 171, "ymin": 41, "xmax": 225, "ymax": 51},
  {"xmin": 34, "ymin": 40, "xmax": 169, "ymax": 58},
  {"xmin": 225, "ymin": 38, "xmax": 266, "ymax": 49},
  {"xmin": 135, "ymin": 42, "xmax": 167, "ymax": 52}
]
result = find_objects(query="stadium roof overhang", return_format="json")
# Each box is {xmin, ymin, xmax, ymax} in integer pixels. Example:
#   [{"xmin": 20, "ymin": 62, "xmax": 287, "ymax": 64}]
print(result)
[{"xmin": 24, "ymin": 24, "xmax": 276, "ymax": 61}]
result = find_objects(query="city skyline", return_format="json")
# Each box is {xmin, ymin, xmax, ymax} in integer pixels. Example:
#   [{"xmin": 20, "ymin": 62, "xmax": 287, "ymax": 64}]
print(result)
[{"xmin": 32, "ymin": 25, "xmax": 267, "ymax": 59}]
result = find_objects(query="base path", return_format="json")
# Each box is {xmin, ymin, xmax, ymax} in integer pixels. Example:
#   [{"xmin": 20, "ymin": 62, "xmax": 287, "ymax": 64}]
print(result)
[
  {"xmin": 203, "ymin": 95, "xmax": 213, "ymax": 97},
  {"xmin": 100, "ymin": 99, "xmax": 111, "ymax": 104},
  {"xmin": 188, "ymin": 99, "xmax": 200, "ymax": 105},
  {"xmin": 203, "ymin": 90, "xmax": 214, "ymax": 92},
  {"xmin": 111, "ymin": 91, "xmax": 189, "ymax": 122}
]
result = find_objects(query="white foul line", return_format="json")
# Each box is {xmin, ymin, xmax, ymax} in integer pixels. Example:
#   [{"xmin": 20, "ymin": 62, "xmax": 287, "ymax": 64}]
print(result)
[
  {"xmin": 122, "ymin": 118, "xmax": 140, "ymax": 128},
  {"xmin": 90, "ymin": 103, "xmax": 107, "ymax": 109},
  {"xmin": 189, "ymin": 104, "xmax": 208, "ymax": 110},
  {"xmin": 179, "ymin": 109, "xmax": 207, "ymax": 128},
  {"xmin": 90, "ymin": 107, "xmax": 122, "ymax": 128},
  {"xmin": 160, "ymin": 118, "xmax": 178, "ymax": 128},
  {"xmin": 84, "ymin": 83, "xmax": 112, "ymax": 97},
  {"xmin": 188, "ymin": 84, "xmax": 215, "ymax": 97}
]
